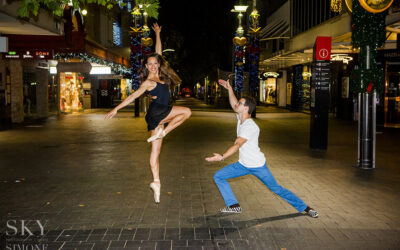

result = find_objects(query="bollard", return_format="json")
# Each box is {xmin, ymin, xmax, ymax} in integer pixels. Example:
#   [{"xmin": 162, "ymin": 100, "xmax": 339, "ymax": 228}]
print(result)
[{"xmin": 357, "ymin": 91, "xmax": 376, "ymax": 169}]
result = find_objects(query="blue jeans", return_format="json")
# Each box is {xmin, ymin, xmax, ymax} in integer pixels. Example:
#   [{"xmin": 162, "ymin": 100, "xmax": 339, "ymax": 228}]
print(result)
[{"xmin": 213, "ymin": 162, "xmax": 307, "ymax": 212}]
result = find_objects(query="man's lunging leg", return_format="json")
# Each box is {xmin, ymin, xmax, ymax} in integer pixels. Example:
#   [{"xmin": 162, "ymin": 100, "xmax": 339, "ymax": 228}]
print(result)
[
  {"xmin": 213, "ymin": 162, "xmax": 249, "ymax": 213},
  {"xmin": 251, "ymin": 163, "xmax": 318, "ymax": 217}
]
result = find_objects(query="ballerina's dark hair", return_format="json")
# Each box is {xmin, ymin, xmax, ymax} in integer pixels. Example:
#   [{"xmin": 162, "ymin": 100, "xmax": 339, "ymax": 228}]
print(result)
[{"xmin": 139, "ymin": 53, "xmax": 182, "ymax": 88}]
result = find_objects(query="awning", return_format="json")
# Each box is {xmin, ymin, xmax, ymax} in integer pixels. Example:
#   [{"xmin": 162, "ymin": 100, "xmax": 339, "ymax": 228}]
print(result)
[{"xmin": 260, "ymin": 19, "xmax": 290, "ymax": 41}]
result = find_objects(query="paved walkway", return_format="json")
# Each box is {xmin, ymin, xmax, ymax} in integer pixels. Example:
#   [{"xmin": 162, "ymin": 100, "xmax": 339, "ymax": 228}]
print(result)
[{"xmin": 1, "ymin": 99, "xmax": 399, "ymax": 249}]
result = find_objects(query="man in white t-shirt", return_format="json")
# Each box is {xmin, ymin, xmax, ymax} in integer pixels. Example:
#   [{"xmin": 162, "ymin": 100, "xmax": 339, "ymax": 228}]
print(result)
[{"xmin": 205, "ymin": 79, "xmax": 318, "ymax": 218}]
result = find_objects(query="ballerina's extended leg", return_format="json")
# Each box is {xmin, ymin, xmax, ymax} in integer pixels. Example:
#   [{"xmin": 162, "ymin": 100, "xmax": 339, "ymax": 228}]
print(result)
[{"xmin": 149, "ymin": 135, "xmax": 162, "ymax": 203}]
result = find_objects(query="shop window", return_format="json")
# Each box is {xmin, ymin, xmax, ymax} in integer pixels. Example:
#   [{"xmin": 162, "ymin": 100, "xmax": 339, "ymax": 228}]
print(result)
[
  {"xmin": 261, "ymin": 78, "xmax": 277, "ymax": 104},
  {"xmin": 385, "ymin": 74, "xmax": 400, "ymax": 125},
  {"xmin": 59, "ymin": 72, "xmax": 84, "ymax": 112}
]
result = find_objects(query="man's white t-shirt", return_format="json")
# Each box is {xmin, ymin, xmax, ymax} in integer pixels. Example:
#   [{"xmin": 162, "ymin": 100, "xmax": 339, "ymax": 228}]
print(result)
[{"xmin": 236, "ymin": 115, "xmax": 266, "ymax": 168}]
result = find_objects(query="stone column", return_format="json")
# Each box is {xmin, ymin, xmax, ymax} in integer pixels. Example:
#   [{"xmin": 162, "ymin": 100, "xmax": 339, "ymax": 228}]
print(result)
[
  {"xmin": 10, "ymin": 60, "xmax": 23, "ymax": 123},
  {"xmin": 277, "ymin": 70, "xmax": 287, "ymax": 107},
  {"xmin": 36, "ymin": 68, "xmax": 48, "ymax": 117}
]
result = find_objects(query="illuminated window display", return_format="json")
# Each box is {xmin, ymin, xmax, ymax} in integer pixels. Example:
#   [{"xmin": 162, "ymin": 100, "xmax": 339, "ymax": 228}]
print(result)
[
  {"xmin": 260, "ymin": 78, "xmax": 277, "ymax": 104},
  {"xmin": 59, "ymin": 72, "xmax": 84, "ymax": 112}
]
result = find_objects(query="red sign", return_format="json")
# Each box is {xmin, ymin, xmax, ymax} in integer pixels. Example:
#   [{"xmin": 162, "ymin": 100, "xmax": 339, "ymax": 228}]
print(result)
[{"xmin": 313, "ymin": 36, "xmax": 332, "ymax": 61}]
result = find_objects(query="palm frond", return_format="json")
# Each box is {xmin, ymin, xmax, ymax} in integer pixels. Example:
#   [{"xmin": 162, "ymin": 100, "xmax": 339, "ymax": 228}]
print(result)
[{"xmin": 137, "ymin": 0, "xmax": 160, "ymax": 19}]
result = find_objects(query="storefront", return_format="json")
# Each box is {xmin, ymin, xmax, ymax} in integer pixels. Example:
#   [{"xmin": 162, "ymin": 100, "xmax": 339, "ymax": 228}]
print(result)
[
  {"xmin": 289, "ymin": 64, "xmax": 312, "ymax": 111},
  {"xmin": 120, "ymin": 78, "xmax": 132, "ymax": 100},
  {"xmin": 59, "ymin": 72, "xmax": 84, "ymax": 112},
  {"xmin": 260, "ymin": 72, "xmax": 278, "ymax": 105},
  {"xmin": 384, "ymin": 51, "xmax": 400, "ymax": 127}
]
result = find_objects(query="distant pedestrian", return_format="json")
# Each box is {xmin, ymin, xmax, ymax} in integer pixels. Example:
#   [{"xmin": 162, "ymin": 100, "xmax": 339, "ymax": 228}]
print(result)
[
  {"xmin": 205, "ymin": 79, "xmax": 318, "ymax": 218},
  {"xmin": 105, "ymin": 23, "xmax": 191, "ymax": 203}
]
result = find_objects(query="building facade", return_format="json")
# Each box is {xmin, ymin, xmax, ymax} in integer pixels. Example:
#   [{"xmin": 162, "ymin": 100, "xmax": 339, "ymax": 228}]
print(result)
[
  {"xmin": 259, "ymin": 0, "xmax": 400, "ymax": 127},
  {"xmin": 0, "ymin": 2, "xmax": 131, "ymax": 126}
]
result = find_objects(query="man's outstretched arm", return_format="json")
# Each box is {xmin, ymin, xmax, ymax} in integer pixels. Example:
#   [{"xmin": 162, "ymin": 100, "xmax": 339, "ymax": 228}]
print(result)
[
  {"xmin": 205, "ymin": 137, "xmax": 247, "ymax": 162},
  {"xmin": 218, "ymin": 79, "xmax": 238, "ymax": 111}
]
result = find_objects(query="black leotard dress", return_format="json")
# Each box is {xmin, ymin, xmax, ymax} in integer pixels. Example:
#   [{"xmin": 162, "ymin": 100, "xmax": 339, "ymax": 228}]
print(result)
[{"xmin": 145, "ymin": 82, "xmax": 172, "ymax": 131}]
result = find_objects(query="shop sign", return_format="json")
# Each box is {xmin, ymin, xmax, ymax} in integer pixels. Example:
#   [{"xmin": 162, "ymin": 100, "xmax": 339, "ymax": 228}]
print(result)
[
  {"xmin": 57, "ymin": 62, "xmax": 92, "ymax": 73},
  {"xmin": 23, "ymin": 51, "xmax": 33, "ymax": 59},
  {"xmin": 263, "ymin": 72, "xmax": 280, "ymax": 78},
  {"xmin": 2, "ymin": 50, "xmax": 52, "ymax": 59}
]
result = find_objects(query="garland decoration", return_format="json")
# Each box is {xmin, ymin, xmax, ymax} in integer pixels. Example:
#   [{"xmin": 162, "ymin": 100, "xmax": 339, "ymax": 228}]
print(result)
[
  {"xmin": 54, "ymin": 53, "xmax": 130, "ymax": 75},
  {"xmin": 350, "ymin": 0, "xmax": 387, "ymax": 93}
]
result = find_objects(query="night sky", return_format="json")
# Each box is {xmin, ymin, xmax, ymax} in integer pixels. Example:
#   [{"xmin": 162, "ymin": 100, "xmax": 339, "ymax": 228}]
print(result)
[{"xmin": 152, "ymin": 0, "xmax": 285, "ymax": 87}]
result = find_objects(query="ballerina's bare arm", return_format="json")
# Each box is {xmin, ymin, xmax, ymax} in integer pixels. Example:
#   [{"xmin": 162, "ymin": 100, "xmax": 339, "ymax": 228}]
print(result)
[
  {"xmin": 104, "ymin": 81, "xmax": 152, "ymax": 119},
  {"xmin": 152, "ymin": 23, "xmax": 162, "ymax": 55}
]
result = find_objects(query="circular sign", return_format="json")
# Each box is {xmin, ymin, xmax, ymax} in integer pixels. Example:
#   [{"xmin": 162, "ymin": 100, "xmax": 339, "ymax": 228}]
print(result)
[
  {"xmin": 358, "ymin": 0, "xmax": 393, "ymax": 13},
  {"xmin": 319, "ymin": 49, "xmax": 329, "ymax": 59}
]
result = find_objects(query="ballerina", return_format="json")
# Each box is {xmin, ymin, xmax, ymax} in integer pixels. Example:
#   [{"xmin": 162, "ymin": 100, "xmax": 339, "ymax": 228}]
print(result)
[{"xmin": 105, "ymin": 23, "xmax": 191, "ymax": 203}]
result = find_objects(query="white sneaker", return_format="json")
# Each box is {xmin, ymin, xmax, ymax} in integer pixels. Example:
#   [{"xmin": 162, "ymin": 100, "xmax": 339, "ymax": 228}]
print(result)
[
  {"xmin": 150, "ymin": 182, "xmax": 161, "ymax": 203},
  {"xmin": 306, "ymin": 209, "xmax": 319, "ymax": 218},
  {"xmin": 147, "ymin": 127, "xmax": 166, "ymax": 143},
  {"xmin": 220, "ymin": 206, "xmax": 242, "ymax": 214}
]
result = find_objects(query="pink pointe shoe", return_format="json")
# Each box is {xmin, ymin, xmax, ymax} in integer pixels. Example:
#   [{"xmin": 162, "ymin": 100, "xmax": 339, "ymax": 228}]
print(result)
[
  {"xmin": 149, "ymin": 182, "xmax": 161, "ymax": 203},
  {"xmin": 147, "ymin": 127, "xmax": 166, "ymax": 143}
]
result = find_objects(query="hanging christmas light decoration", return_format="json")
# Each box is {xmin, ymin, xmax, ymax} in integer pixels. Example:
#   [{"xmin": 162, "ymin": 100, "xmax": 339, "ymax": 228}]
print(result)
[
  {"xmin": 350, "ymin": 0, "xmax": 386, "ymax": 93},
  {"xmin": 233, "ymin": 12, "xmax": 247, "ymax": 92},
  {"xmin": 141, "ymin": 10, "xmax": 153, "ymax": 57},
  {"xmin": 54, "ymin": 53, "xmax": 130, "ymax": 75},
  {"xmin": 130, "ymin": 5, "xmax": 143, "ymax": 91},
  {"xmin": 247, "ymin": 9, "xmax": 261, "ymax": 94},
  {"xmin": 330, "ymin": 0, "xmax": 342, "ymax": 13}
]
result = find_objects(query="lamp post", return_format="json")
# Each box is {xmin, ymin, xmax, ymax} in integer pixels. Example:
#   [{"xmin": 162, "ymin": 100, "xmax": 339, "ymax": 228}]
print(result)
[{"xmin": 231, "ymin": 3, "xmax": 248, "ymax": 98}]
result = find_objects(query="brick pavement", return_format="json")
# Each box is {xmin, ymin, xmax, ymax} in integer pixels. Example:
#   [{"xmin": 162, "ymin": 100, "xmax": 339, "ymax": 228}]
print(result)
[{"xmin": 0, "ymin": 103, "xmax": 400, "ymax": 249}]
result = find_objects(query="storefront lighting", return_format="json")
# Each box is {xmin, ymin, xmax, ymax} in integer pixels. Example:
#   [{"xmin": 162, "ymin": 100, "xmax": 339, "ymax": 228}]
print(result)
[
  {"xmin": 90, "ymin": 66, "xmax": 111, "ymax": 75},
  {"xmin": 49, "ymin": 67, "xmax": 57, "ymax": 74},
  {"xmin": 65, "ymin": 72, "xmax": 73, "ymax": 75},
  {"xmin": 331, "ymin": 54, "xmax": 353, "ymax": 64},
  {"xmin": 302, "ymin": 72, "xmax": 312, "ymax": 77},
  {"xmin": 263, "ymin": 72, "xmax": 279, "ymax": 78}
]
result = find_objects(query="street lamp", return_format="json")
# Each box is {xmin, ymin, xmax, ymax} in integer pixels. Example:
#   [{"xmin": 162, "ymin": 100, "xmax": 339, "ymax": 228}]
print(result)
[
  {"xmin": 231, "ymin": 2, "xmax": 248, "ymax": 96},
  {"xmin": 233, "ymin": 5, "xmax": 249, "ymax": 12}
]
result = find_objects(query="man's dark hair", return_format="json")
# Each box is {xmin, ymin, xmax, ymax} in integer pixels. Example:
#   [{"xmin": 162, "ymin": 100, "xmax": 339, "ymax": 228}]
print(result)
[{"xmin": 243, "ymin": 96, "xmax": 256, "ymax": 114}]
